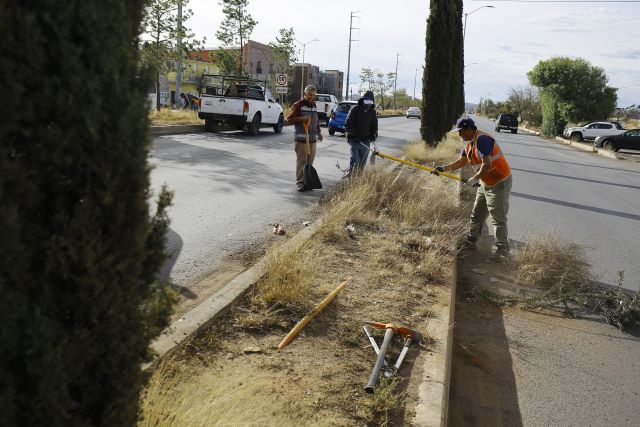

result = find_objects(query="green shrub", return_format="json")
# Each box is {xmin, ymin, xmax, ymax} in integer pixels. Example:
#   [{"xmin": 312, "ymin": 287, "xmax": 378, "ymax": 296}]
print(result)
[{"xmin": 0, "ymin": 1, "xmax": 175, "ymax": 425}]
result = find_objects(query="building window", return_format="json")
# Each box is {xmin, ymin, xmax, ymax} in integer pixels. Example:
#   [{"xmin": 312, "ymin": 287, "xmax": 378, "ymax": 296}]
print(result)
[{"xmin": 256, "ymin": 60, "xmax": 263, "ymax": 74}]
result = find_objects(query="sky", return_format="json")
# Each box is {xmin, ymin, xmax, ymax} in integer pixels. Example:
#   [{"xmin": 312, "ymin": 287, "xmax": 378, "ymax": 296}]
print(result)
[{"xmin": 184, "ymin": 0, "xmax": 640, "ymax": 107}]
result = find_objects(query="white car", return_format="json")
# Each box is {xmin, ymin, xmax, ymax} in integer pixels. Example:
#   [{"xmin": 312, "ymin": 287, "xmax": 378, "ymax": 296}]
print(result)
[
  {"xmin": 406, "ymin": 107, "xmax": 421, "ymax": 118},
  {"xmin": 562, "ymin": 121, "xmax": 625, "ymax": 142}
]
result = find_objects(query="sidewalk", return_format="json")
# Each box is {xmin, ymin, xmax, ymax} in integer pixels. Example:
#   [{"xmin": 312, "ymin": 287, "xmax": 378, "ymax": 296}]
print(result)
[{"xmin": 448, "ymin": 233, "xmax": 640, "ymax": 426}]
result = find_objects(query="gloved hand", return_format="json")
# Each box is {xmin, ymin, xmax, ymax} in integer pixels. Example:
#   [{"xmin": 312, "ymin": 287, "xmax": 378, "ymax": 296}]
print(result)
[
  {"xmin": 465, "ymin": 177, "xmax": 480, "ymax": 188},
  {"xmin": 431, "ymin": 165, "xmax": 445, "ymax": 176}
]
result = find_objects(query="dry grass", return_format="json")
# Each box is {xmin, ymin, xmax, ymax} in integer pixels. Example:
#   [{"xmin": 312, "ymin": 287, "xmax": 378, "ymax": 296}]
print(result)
[
  {"xmin": 149, "ymin": 109, "xmax": 203, "ymax": 126},
  {"xmin": 378, "ymin": 109, "xmax": 405, "ymax": 116},
  {"xmin": 515, "ymin": 232, "xmax": 593, "ymax": 313},
  {"xmin": 403, "ymin": 133, "xmax": 463, "ymax": 166},
  {"xmin": 625, "ymin": 118, "xmax": 639, "ymax": 129},
  {"xmin": 515, "ymin": 232, "xmax": 591, "ymax": 290}
]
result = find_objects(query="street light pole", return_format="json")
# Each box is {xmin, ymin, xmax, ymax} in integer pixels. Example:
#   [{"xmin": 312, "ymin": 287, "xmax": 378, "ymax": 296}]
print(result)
[
  {"xmin": 297, "ymin": 38, "xmax": 319, "ymax": 99},
  {"xmin": 463, "ymin": 6, "xmax": 495, "ymax": 43}
]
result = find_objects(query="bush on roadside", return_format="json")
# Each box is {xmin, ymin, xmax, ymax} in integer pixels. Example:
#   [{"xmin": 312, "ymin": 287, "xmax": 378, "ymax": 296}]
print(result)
[{"xmin": 0, "ymin": 2, "xmax": 175, "ymax": 425}]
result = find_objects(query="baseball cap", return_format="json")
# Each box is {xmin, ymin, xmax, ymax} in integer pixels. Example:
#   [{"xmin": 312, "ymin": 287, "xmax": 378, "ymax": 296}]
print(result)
[{"xmin": 453, "ymin": 117, "xmax": 475, "ymax": 131}]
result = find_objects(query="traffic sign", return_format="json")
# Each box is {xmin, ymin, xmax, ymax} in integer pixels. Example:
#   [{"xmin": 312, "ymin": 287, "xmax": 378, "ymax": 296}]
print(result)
[
  {"xmin": 276, "ymin": 74, "xmax": 288, "ymax": 86},
  {"xmin": 275, "ymin": 87, "xmax": 288, "ymax": 94}
]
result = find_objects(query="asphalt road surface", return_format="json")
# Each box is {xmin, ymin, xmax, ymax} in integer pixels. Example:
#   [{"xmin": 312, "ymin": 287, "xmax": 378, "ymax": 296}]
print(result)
[
  {"xmin": 149, "ymin": 116, "xmax": 422, "ymax": 288},
  {"xmin": 472, "ymin": 115, "xmax": 640, "ymax": 292}
]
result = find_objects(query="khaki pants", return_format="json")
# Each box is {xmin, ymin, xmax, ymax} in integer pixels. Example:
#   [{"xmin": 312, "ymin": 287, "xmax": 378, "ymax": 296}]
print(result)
[
  {"xmin": 469, "ymin": 175, "xmax": 512, "ymax": 249},
  {"xmin": 295, "ymin": 141, "xmax": 316, "ymax": 188}
]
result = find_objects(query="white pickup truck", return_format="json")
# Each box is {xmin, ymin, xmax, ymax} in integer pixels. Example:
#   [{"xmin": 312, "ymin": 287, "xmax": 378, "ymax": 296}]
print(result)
[
  {"xmin": 562, "ymin": 121, "xmax": 625, "ymax": 142},
  {"xmin": 198, "ymin": 75, "xmax": 284, "ymax": 134},
  {"xmin": 314, "ymin": 93, "xmax": 338, "ymax": 127}
]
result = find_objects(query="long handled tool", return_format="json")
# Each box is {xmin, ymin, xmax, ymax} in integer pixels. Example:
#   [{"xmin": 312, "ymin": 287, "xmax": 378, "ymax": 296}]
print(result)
[
  {"xmin": 371, "ymin": 148, "xmax": 463, "ymax": 182},
  {"xmin": 364, "ymin": 321, "xmax": 422, "ymax": 394},
  {"xmin": 302, "ymin": 120, "xmax": 322, "ymax": 190},
  {"xmin": 363, "ymin": 325, "xmax": 393, "ymax": 377},
  {"xmin": 277, "ymin": 277, "xmax": 351, "ymax": 350}
]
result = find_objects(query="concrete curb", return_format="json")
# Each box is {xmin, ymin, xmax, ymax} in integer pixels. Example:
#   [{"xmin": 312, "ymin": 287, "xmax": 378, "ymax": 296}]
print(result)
[
  {"xmin": 149, "ymin": 221, "xmax": 320, "ymax": 361},
  {"xmin": 413, "ymin": 263, "xmax": 457, "ymax": 426},
  {"xmin": 518, "ymin": 126, "xmax": 623, "ymax": 160},
  {"xmin": 150, "ymin": 124, "xmax": 204, "ymax": 136},
  {"xmin": 148, "ymin": 114, "xmax": 405, "ymax": 136}
]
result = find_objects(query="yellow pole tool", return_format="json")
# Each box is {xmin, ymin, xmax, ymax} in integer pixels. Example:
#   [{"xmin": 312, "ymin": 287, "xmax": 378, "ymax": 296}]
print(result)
[
  {"xmin": 277, "ymin": 276, "xmax": 352, "ymax": 350},
  {"xmin": 372, "ymin": 150, "xmax": 463, "ymax": 182}
]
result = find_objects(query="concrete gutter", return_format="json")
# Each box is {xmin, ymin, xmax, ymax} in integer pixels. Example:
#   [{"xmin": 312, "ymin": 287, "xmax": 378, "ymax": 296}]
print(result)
[{"xmin": 150, "ymin": 222, "xmax": 320, "ymax": 360}]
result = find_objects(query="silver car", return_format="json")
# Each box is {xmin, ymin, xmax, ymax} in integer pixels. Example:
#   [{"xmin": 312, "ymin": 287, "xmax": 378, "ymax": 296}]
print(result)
[{"xmin": 406, "ymin": 107, "xmax": 421, "ymax": 118}]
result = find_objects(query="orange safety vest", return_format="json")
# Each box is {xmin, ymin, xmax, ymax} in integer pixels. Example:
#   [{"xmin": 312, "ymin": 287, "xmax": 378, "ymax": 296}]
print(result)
[{"xmin": 465, "ymin": 130, "xmax": 511, "ymax": 187}]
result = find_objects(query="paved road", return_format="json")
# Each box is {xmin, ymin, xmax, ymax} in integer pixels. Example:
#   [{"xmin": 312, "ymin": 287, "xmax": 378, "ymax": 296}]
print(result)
[
  {"xmin": 472, "ymin": 115, "xmax": 640, "ymax": 291},
  {"xmin": 149, "ymin": 117, "xmax": 421, "ymax": 288}
]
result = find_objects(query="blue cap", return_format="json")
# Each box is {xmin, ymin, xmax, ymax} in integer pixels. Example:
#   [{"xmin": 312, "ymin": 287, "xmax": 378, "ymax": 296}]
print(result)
[{"xmin": 453, "ymin": 117, "xmax": 475, "ymax": 131}]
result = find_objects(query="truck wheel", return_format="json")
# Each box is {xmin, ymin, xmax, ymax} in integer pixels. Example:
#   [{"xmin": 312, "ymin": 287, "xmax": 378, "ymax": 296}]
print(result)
[
  {"xmin": 495, "ymin": 128, "xmax": 500, "ymax": 132},
  {"xmin": 570, "ymin": 132, "xmax": 583, "ymax": 142},
  {"xmin": 511, "ymin": 129, "xmax": 517, "ymax": 134},
  {"xmin": 326, "ymin": 118, "xmax": 330, "ymax": 127},
  {"xmin": 329, "ymin": 127, "xmax": 335, "ymax": 136},
  {"xmin": 248, "ymin": 113, "xmax": 261, "ymax": 135},
  {"xmin": 273, "ymin": 114, "xmax": 284, "ymax": 133},
  {"xmin": 205, "ymin": 119, "xmax": 218, "ymax": 132}
]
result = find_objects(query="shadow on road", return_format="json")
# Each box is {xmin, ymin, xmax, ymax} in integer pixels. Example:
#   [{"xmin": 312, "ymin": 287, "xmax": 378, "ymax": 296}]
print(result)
[{"xmin": 449, "ymin": 249, "xmax": 523, "ymax": 426}]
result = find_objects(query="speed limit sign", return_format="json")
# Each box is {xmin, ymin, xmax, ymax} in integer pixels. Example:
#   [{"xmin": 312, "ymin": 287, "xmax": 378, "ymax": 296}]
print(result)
[{"xmin": 276, "ymin": 74, "xmax": 287, "ymax": 86}]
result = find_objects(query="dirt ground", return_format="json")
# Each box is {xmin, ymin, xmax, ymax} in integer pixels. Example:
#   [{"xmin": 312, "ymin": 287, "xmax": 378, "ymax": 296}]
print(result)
[{"xmin": 140, "ymin": 170, "xmax": 465, "ymax": 426}]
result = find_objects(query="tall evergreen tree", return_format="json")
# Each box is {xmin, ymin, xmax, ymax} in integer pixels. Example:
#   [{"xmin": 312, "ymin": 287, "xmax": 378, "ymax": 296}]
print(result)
[
  {"xmin": 0, "ymin": 1, "xmax": 175, "ymax": 425},
  {"xmin": 421, "ymin": 0, "xmax": 464, "ymax": 145}
]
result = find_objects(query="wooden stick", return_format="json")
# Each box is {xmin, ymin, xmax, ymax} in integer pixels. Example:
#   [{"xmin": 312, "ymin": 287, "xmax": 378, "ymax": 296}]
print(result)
[{"xmin": 277, "ymin": 277, "xmax": 352, "ymax": 350}]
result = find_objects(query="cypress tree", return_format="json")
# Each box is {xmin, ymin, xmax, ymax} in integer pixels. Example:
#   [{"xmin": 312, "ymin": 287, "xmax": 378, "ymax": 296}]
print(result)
[
  {"xmin": 421, "ymin": 0, "xmax": 465, "ymax": 144},
  {"xmin": 0, "ymin": 1, "xmax": 175, "ymax": 425}
]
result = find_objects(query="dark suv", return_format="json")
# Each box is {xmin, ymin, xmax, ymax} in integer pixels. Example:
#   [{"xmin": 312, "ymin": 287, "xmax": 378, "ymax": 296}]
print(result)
[{"xmin": 495, "ymin": 113, "xmax": 518, "ymax": 134}]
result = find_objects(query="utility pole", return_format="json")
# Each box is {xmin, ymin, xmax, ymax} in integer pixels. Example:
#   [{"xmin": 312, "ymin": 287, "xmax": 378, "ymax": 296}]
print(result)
[
  {"xmin": 175, "ymin": 1, "xmax": 183, "ymax": 109},
  {"xmin": 345, "ymin": 11, "xmax": 359, "ymax": 100},
  {"xmin": 393, "ymin": 52, "xmax": 400, "ymax": 110}
]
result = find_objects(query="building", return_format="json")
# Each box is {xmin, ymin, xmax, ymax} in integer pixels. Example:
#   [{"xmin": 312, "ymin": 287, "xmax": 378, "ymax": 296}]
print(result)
[
  {"xmin": 167, "ymin": 49, "xmax": 219, "ymax": 107},
  {"xmin": 320, "ymin": 70, "xmax": 344, "ymax": 99},
  {"xmin": 288, "ymin": 64, "xmax": 344, "ymax": 101}
]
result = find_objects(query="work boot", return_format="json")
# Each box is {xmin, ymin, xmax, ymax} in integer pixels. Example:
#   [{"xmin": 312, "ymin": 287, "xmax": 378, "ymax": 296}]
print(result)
[
  {"xmin": 458, "ymin": 235, "xmax": 477, "ymax": 251},
  {"xmin": 297, "ymin": 186, "xmax": 306, "ymax": 192},
  {"xmin": 489, "ymin": 245, "xmax": 510, "ymax": 261}
]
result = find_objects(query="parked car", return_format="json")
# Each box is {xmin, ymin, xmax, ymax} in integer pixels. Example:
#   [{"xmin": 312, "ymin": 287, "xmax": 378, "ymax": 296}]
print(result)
[
  {"xmin": 328, "ymin": 101, "xmax": 358, "ymax": 136},
  {"xmin": 406, "ymin": 107, "xmax": 421, "ymax": 119},
  {"xmin": 562, "ymin": 121, "xmax": 625, "ymax": 142},
  {"xmin": 314, "ymin": 93, "xmax": 338, "ymax": 127},
  {"xmin": 198, "ymin": 74, "xmax": 284, "ymax": 134},
  {"xmin": 495, "ymin": 113, "xmax": 518, "ymax": 134},
  {"xmin": 594, "ymin": 129, "xmax": 640, "ymax": 151}
]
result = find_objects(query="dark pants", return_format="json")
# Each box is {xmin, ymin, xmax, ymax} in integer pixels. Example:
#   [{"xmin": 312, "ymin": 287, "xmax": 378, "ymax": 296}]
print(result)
[{"xmin": 349, "ymin": 141, "xmax": 370, "ymax": 173}]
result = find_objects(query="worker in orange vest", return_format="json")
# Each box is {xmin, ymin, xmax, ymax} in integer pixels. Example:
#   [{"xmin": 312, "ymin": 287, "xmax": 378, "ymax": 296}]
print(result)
[{"xmin": 433, "ymin": 117, "xmax": 513, "ymax": 259}]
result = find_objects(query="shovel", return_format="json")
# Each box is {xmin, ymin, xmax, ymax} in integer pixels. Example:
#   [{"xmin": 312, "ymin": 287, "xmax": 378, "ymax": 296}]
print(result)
[{"xmin": 303, "ymin": 120, "xmax": 322, "ymax": 190}]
